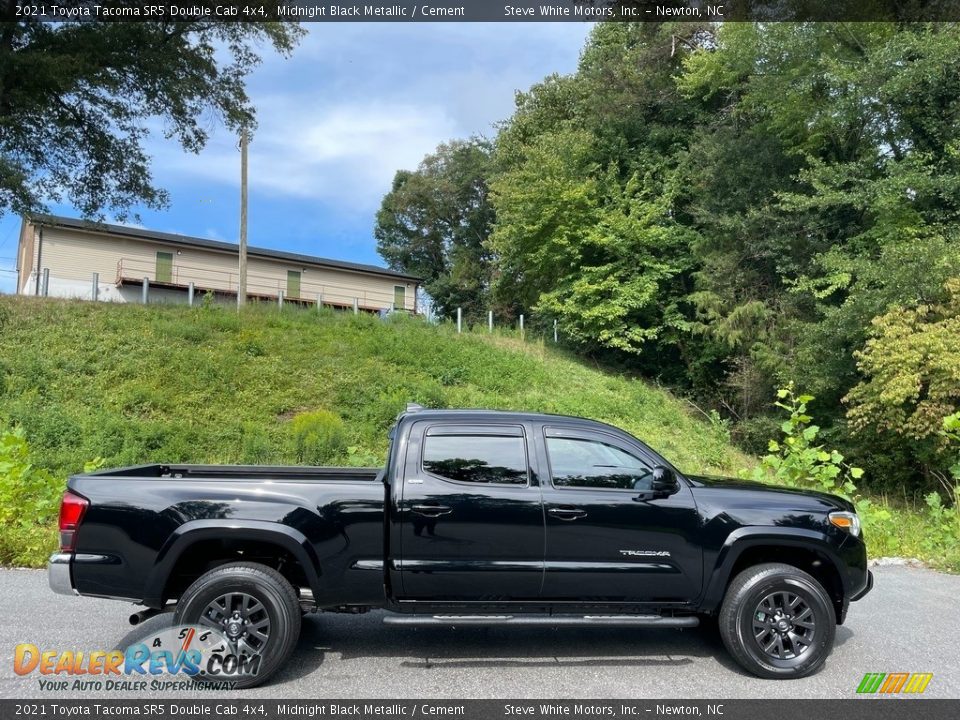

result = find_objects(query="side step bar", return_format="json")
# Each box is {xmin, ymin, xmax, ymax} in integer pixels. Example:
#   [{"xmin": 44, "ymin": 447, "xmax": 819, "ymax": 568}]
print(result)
[{"xmin": 383, "ymin": 614, "xmax": 698, "ymax": 628}]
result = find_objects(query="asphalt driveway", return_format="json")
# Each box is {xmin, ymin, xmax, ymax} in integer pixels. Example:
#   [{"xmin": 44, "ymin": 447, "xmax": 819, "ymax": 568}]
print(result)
[{"xmin": 1, "ymin": 563, "xmax": 956, "ymax": 699}]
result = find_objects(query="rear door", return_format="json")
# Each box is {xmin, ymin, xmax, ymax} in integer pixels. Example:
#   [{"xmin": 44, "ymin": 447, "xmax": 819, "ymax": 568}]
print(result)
[
  {"xmin": 538, "ymin": 425, "xmax": 702, "ymax": 603},
  {"xmin": 397, "ymin": 422, "xmax": 544, "ymax": 600}
]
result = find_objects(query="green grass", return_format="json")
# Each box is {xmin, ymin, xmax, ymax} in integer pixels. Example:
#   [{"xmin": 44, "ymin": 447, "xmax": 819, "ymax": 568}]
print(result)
[
  {"xmin": 0, "ymin": 296, "xmax": 747, "ymax": 480},
  {"xmin": 0, "ymin": 296, "xmax": 955, "ymax": 572}
]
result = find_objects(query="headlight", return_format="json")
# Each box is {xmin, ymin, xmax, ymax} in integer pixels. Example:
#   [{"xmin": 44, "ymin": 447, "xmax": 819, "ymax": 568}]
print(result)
[{"xmin": 829, "ymin": 510, "xmax": 861, "ymax": 537}]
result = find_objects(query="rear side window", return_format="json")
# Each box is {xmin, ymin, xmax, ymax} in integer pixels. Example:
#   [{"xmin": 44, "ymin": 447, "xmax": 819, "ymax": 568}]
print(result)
[{"xmin": 422, "ymin": 434, "xmax": 527, "ymax": 485}]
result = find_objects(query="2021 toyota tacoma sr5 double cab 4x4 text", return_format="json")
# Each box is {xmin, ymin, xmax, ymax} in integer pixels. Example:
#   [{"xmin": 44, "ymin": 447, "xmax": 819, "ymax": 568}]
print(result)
[{"xmin": 49, "ymin": 406, "xmax": 872, "ymax": 687}]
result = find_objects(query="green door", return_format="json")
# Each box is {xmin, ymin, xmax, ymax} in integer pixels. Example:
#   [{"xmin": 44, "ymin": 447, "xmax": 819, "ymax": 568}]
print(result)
[
  {"xmin": 394, "ymin": 285, "xmax": 406, "ymax": 310},
  {"xmin": 156, "ymin": 252, "xmax": 173, "ymax": 284},
  {"xmin": 287, "ymin": 271, "xmax": 301, "ymax": 299}
]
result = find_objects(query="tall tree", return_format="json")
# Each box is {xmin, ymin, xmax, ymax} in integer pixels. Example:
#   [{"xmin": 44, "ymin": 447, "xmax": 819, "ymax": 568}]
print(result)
[
  {"xmin": 490, "ymin": 23, "xmax": 705, "ymax": 370},
  {"xmin": 0, "ymin": 13, "xmax": 303, "ymax": 219},
  {"xmin": 375, "ymin": 138, "xmax": 495, "ymax": 321}
]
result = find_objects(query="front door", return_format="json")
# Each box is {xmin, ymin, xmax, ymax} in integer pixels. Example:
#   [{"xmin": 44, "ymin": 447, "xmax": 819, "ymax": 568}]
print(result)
[
  {"xmin": 398, "ymin": 422, "xmax": 544, "ymax": 600},
  {"xmin": 287, "ymin": 271, "xmax": 301, "ymax": 299},
  {"xmin": 155, "ymin": 252, "xmax": 173, "ymax": 284},
  {"xmin": 539, "ymin": 426, "xmax": 702, "ymax": 603}
]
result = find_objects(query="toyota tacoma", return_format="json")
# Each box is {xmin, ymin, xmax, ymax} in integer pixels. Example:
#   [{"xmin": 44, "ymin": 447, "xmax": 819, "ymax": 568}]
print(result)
[{"xmin": 49, "ymin": 405, "xmax": 872, "ymax": 686}]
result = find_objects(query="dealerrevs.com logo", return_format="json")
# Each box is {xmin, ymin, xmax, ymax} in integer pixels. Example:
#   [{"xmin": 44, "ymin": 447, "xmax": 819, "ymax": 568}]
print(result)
[
  {"xmin": 13, "ymin": 625, "xmax": 260, "ymax": 691},
  {"xmin": 856, "ymin": 672, "xmax": 934, "ymax": 694}
]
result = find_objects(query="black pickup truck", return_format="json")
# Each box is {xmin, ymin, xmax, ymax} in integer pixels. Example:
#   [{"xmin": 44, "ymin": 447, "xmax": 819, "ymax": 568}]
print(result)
[{"xmin": 49, "ymin": 406, "xmax": 872, "ymax": 686}]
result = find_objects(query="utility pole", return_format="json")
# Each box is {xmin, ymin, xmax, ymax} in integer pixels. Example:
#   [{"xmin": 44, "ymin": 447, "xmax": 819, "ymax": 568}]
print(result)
[{"xmin": 238, "ymin": 124, "xmax": 249, "ymax": 308}]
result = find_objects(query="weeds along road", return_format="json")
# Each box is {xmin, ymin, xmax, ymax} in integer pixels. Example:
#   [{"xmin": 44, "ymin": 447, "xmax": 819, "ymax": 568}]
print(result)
[{"xmin": 1, "ymin": 564, "xmax": 957, "ymax": 699}]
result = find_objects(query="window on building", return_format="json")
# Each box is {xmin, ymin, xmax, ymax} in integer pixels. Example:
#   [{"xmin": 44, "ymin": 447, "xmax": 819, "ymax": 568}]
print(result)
[
  {"xmin": 287, "ymin": 271, "xmax": 301, "ymax": 299},
  {"xmin": 394, "ymin": 285, "xmax": 406, "ymax": 310},
  {"xmin": 155, "ymin": 252, "xmax": 173, "ymax": 284},
  {"xmin": 422, "ymin": 434, "xmax": 527, "ymax": 485},
  {"xmin": 546, "ymin": 436, "xmax": 652, "ymax": 491}
]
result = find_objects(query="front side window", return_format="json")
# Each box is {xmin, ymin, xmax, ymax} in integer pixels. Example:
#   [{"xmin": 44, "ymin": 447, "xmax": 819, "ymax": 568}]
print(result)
[
  {"xmin": 546, "ymin": 436, "xmax": 652, "ymax": 491},
  {"xmin": 422, "ymin": 434, "xmax": 527, "ymax": 485}
]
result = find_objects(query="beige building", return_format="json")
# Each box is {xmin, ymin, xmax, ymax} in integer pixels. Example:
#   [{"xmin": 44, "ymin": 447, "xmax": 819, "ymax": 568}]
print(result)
[{"xmin": 16, "ymin": 215, "xmax": 420, "ymax": 312}]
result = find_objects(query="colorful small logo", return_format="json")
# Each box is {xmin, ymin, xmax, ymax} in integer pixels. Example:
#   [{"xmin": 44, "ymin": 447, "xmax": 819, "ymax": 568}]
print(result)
[
  {"xmin": 857, "ymin": 672, "xmax": 933, "ymax": 694},
  {"xmin": 14, "ymin": 624, "xmax": 260, "ymax": 688}
]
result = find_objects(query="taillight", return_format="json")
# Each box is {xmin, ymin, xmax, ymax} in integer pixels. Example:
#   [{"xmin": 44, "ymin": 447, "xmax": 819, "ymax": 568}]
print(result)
[{"xmin": 58, "ymin": 490, "xmax": 88, "ymax": 552}]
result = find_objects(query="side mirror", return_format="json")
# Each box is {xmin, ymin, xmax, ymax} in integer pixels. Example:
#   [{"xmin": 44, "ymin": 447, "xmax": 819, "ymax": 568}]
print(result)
[{"xmin": 651, "ymin": 466, "xmax": 679, "ymax": 498}]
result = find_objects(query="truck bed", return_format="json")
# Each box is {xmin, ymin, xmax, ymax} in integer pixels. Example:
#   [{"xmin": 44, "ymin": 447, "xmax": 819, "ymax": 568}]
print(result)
[
  {"xmin": 84, "ymin": 463, "xmax": 382, "ymax": 482},
  {"xmin": 66, "ymin": 463, "xmax": 387, "ymax": 607}
]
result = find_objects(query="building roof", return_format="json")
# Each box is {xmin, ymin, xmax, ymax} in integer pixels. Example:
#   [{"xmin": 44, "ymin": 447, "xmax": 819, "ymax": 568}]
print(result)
[{"xmin": 28, "ymin": 214, "xmax": 422, "ymax": 283}]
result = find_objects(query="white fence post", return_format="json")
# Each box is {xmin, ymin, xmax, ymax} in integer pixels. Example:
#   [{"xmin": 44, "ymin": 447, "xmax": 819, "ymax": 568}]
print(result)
[
  {"xmin": 278, "ymin": 290, "xmax": 284, "ymax": 308},
  {"xmin": 519, "ymin": 314, "xmax": 524, "ymax": 339},
  {"xmin": 317, "ymin": 293, "xmax": 323, "ymax": 311},
  {"xmin": 457, "ymin": 307, "xmax": 462, "ymax": 334},
  {"xmin": 553, "ymin": 319, "xmax": 558, "ymax": 343},
  {"xmin": 188, "ymin": 282, "xmax": 195, "ymax": 307},
  {"xmin": 41, "ymin": 268, "xmax": 49, "ymax": 297},
  {"xmin": 142, "ymin": 278, "xmax": 149, "ymax": 304},
  {"xmin": 488, "ymin": 310, "xmax": 493, "ymax": 333},
  {"xmin": 91, "ymin": 272, "xmax": 99, "ymax": 301},
  {"xmin": 353, "ymin": 298, "xmax": 359, "ymax": 315}
]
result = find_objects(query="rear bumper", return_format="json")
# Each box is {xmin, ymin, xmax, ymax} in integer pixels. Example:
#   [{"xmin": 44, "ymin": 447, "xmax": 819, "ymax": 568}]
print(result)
[{"xmin": 48, "ymin": 553, "xmax": 77, "ymax": 596}]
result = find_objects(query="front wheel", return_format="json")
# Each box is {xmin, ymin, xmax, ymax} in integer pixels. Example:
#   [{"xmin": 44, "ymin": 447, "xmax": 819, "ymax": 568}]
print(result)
[
  {"xmin": 719, "ymin": 562, "xmax": 835, "ymax": 679},
  {"xmin": 174, "ymin": 562, "xmax": 301, "ymax": 689}
]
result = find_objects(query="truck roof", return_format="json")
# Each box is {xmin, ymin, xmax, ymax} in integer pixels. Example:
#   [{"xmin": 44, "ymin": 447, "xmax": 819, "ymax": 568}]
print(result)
[{"xmin": 396, "ymin": 406, "xmax": 620, "ymax": 430}]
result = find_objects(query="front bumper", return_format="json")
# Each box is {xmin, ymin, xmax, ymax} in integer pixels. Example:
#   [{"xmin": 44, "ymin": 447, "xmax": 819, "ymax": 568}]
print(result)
[
  {"xmin": 851, "ymin": 569, "xmax": 874, "ymax": 601},
  {"xmin": 48, "ymin": 552, "xmax": 77, "ymax": 596}
]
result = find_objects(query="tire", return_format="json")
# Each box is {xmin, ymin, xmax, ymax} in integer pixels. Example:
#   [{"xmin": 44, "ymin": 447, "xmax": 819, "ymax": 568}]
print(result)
[
  {"xmin": 719, "ymin": 562, "xmax": 835, "ymax": 679},
  {"xmin": 174, "ymin": 562, "xmax": 301, "ymax": 689}
]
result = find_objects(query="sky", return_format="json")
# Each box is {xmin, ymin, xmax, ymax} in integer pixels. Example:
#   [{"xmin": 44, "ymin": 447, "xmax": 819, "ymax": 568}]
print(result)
[{"xmin": 0, "ymin": 22, "xmax": 592, "ymax": 294}]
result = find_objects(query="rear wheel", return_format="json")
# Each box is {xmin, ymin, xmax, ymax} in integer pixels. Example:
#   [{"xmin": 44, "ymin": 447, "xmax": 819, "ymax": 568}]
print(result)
[
  {"xmin": 719, "ymin": 562, "xmax": 835, "ymax": 679},
  {"xmin": 174, "ymin": 562, "xmax": 301, "ymax": 689}
]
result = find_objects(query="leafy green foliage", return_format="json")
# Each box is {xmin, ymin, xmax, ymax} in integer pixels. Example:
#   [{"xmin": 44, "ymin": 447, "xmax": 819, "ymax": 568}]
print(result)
[
  {"xmin": 921, "ymin": 490, "xmax": 959, "ymax": 561},
  {"xmin": 923, "ymin": 413, "xmax": 960, "ymax": 561},
  {"xmin": 289, "ymin": 410, "xmax": 347, "ymax": 465},
  {"xmin": 846, "ymin": 280, "xmax": 960, "ymax": 477},
  {"xmin": 375, "ymin": 139, "xmax": 495, "ymax": 321},
  {"xmin": 943, "ymin": 412, "xmax": 960, "ymax": 482},
  {"xmin": 0, "ymin": 427, "xmax": 61, "ymax": 565},
  {"xmin": 0, "ymin": 18, "xmax": 303, "ymax": 219},
  {"xmin": 751, "ymin": 386, "xmax": 862, "ymax": 498},
  {"xmin": 380, "ymin": 22, "xmax": 960, "ymax": 493},
  {"xmin": 755, "ymin": 387, "xmax": 959, "ymax": 571}
]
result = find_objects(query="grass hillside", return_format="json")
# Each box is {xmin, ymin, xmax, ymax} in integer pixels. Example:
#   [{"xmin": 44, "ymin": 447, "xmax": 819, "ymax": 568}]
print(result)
[
  {"xmin": 0, "ymin": 297, "xmax": 747, "ymax": 483},
  {"xmin": 2, "ymin": 297, "xmax": 957, "ymax": 572}
]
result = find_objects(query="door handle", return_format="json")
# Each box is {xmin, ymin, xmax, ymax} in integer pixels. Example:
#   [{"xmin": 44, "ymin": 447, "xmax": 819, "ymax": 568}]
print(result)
[
  {"xmin": 548, "ymin": 506, "xmax": 587, "ymax": 521},
  {"xmin": 411, "ymin": 504, "xmax": 453, "ymax": 517}
]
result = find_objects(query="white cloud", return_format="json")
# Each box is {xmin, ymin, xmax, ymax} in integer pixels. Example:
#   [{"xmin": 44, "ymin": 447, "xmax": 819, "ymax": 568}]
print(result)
[
  {"xmin": 150, "ymin": 23, "xmax": 591, "ymax": 218},
  {"xmin": 155, "ymin": 98, "xmax": 456, "ymax": 213}
]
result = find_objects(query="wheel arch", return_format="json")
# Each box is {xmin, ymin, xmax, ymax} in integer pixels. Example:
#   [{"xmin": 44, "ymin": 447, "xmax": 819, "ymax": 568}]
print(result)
[
  {"xmin": 702, "ymin": 528, "xmax": 848, "ymax": 623},
  {"xmin": 144, "ymin": 520, "xmax": 322, "ymax": 608}
]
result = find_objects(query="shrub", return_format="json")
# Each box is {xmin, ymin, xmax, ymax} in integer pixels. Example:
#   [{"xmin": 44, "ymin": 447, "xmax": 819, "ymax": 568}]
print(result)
[
  {"xmin": 241, "ymin": 422, "xmax": 275, "ymax": 464},
  {"xmin": 751, "ymin": 386, "xmax": 891, "ymax": 544},
  {"xmin": 0, "ymin": 427, "xmax": 62, "ymax": 565},
  {"xmin": 750, "ymin": 386, "xmax": 862, "ymax": 498},
  {"xmin": 923, "ymin": 413, "xmax": 960, "ymax": 560},
  {"xmin": 289, "ymin": 410, "xmax": 347, "ymax": 465}
]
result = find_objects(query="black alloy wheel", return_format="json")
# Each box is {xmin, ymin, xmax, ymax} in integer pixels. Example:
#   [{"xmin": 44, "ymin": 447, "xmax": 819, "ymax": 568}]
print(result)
[
  {"xmin": 174, "ymin": 562, "xmax": 301, "ymax": 688},
  {"xmin": 719, "ymin": 562, "xmax": 836, "ymax": 679}
]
